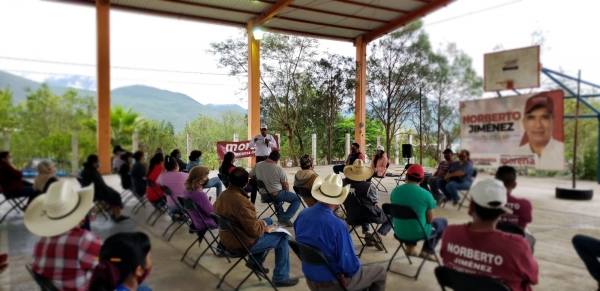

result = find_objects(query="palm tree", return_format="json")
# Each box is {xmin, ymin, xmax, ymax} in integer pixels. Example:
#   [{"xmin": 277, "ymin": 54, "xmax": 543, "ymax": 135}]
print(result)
[{"xmin": 83, "ymin": 105, "xmax": 146, "ymax": 148}]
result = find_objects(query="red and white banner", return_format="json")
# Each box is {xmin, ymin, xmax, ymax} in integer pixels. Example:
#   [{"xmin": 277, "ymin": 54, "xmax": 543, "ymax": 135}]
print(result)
[
  {"xmin": 217, "ymin": 136, "xmax": 280, "ymax": 160},
  {"xmin": 460, "ymin": 90, "xmax": 564, "ymax": 171}
]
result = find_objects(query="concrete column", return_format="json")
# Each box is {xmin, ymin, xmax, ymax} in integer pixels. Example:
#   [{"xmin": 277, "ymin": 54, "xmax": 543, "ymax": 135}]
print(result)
[
  {"xmin": 247, "ymin": 20, "xmax": 261, "ymax": 167},
  {"xmin": 395, "ymin": 134, "xmax": 399, "ymax": 165},
  {"xmin": 132, "ymin": 132, "xmax": 139, "ymax": 152},
  {"xmin": 276, "ymin": 134, "xmax": 281, "ymax": 148},
  {"xmin": 377, "ymin": 135, "xmax": 381, "ymax": 149},
  {"xmin": 345, "ymin": 133, "xmax": 350, "ymax": 160},
  {"xmin": 187, "ymin": 132, "xmax": 193, "ymax": 157},
  {"xmin": 71, "ymin": 133, "xmax": 78, "ymax": 177},
  {"xmin": 442, "ymin": 134, "xmax": 447, "ymax": 150},
  {"xmin": 96, "ymin": 0, "xmax": 111, "ymax": 175},
  {"xmin": 311, "ymin": 134, "xmax": 317, "ymax": 166},
  {"xmin": 3, "ymin": 132, "xmax": 9, "ymax": 151},
  {"xmin": 233, "ymin": 134, "xmax": 239, "ymax": 142},
  {"xmin": 354, "ymin": 35, "xmax": 367, "ymax": 149}
]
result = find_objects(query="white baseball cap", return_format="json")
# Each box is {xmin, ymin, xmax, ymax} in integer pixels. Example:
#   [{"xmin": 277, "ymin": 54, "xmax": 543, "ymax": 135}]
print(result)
[
  {"xmin": 377, "ymin": 145, "xmax": 384, "ymax": 151},
  {"xmin": 260, "ymin": 124, "xmax": 268, "ymax": 129},
  {"xmin": 470, "ymin": 178, "xmax": 513, "ymax": 214}
]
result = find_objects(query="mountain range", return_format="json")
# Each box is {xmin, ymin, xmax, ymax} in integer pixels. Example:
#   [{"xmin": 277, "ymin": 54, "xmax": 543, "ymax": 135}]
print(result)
[{"xmin": 0, "ymin": 70, "xmax": 246, "ymax": 131}]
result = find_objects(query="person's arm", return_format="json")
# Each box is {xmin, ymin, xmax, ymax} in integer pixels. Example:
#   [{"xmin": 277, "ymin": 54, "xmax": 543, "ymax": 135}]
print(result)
[
  {"xmin": 237, "ymin": 202, "xmax": 266, "ymax": 238},
  {"xmin": 271, "ymin": 134, "xmax": 278, "ymax": 149},
  {"xmin": 367, "ymin": 184, "xmax": 379, "ymax": 203},
  {"xmin": 370, "ymin": 155, "xmax": 376, "ymax": 169},
  {"xmin": 248, "ymin": 135, "xmax": 257, "ymax": 147},
  {"xmin": 6, "ymin": 165, "xmax": 23, "ymax": 180},
  {"xmin": 249, "ymin": 167, "xmax": 256, "ymax": 179},
  {"xmin": 281, "ymin": 181, "xmax": 290, "ymax": 191},
  {"xmin": 359, "ymin": 153, "xmax": 365, "ymax": 162},
  {"xmin": 381, "ymin": 155, "xmax": 389, "ymax": 167},
  {"xmin": 433, "ymin": 161, "xmax": 441, "ymax": 176},
  {"xmin": 280, "ymin": 168, "xmax": 289, "ymax": 191},
  {"xmin": 426, "ymin": 193, "xmax": 436, "ymax": 223},
  {"xmin": 79, "ymin": 233, "xmax": 103, "ymax": 271},
  {"xmin": 426, "ymin": 209, "xmax": 434, "ymax": 224},
  {"xmin": 194, "ymin": 191, "xmax": 215, "ymax": 217},
  {"xmin": 518, "ymin": 239, "xmax": 539, "ymax": 285}
]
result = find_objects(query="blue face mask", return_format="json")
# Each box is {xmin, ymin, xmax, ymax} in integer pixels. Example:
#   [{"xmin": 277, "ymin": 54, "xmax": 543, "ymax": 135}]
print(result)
[
  {"xmin": 96, "ymin": 163, "xmax": 101, "ymax": 169},
  {"xmin": 198, "ymin": 158, "xmax": 203, "ymax": 164}
]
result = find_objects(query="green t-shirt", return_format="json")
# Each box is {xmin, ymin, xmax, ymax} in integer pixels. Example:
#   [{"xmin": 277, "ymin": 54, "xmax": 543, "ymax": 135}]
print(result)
[{"xmin": 390, "ymin": 183, "xmax": 436, "ymax": 241}]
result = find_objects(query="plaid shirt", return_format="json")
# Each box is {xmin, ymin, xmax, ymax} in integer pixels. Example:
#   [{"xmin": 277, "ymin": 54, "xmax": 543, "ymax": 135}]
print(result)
[{"xmin": 31, "ymin": 228, "xmax": 102, "ymax": 291}]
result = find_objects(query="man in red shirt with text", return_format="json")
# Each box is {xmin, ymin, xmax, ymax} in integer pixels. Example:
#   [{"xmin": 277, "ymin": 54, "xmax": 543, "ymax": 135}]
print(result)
[
  {"xmin": 495, "ymin": 165, "xmax": 535, "ymax": 252},
  {"xmin": 440, "ymin": 178, "xmax": 538, "ymax": 291}
]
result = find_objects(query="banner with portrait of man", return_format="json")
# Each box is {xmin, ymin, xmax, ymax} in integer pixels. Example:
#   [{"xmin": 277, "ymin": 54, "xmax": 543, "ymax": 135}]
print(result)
[{"xmin": 460, "ymin": 90, "xmax": 564, "ymax": 170}]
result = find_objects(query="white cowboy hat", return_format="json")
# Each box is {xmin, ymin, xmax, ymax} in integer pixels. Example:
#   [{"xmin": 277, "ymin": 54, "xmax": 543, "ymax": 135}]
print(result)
[
  {"xmin": 25, "ymin": 179, "xmax": 94, "ymax": 237},
  {"xmin": 311, "ymin": 174, "xmax": 350, "ymax": 205},
  {"xmin": 343, "ymin": 159, "xmax": 374, "ymax": 181}
]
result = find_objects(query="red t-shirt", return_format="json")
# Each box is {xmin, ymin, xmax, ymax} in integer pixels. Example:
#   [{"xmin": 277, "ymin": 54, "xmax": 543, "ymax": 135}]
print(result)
[
  {"xmin": 441, "ymin": 224, "xmax": 538, "ymax": 291},
  {"xmin": 146, "ymin": 164, "xmax": 165, "ymax": 201},
  {"xmin": 500, "ymin": 193, "xmax": 532, "ymax": 229}
]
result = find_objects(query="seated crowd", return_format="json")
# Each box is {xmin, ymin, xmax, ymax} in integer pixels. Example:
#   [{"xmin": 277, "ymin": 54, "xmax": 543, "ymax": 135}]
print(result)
[{"xmin": 5, "ymin": 144, "xmax": 600, "ymax": 291}]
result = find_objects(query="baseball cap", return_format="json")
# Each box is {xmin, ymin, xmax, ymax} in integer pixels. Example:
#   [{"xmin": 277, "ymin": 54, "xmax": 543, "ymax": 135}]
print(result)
[
  {"xmin": 470, "ymin": 179, "xmax": 513, "ymax": 214},
  {"xmin": 260, "ymin": 124, "xmax": 268, "ymax": 129},
  {"xmin": 377, "ymin": 145, "xmax": 384, "ymax": 151},
  {"xmin": 406, "ymin": 164, "xmax": 424, "ymax": 179},
  {"xmin": 524, "ymin": 93, "xmax": 554, "ymax": 114}
]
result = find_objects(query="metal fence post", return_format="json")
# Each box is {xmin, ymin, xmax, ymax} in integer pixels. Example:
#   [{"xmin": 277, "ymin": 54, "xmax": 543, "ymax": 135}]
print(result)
[
  {"xmin": 72, "ymin": 133, "xmax": 78, "ymax": 177},
  {"xmin": 311, "ymin": 134, "xmax": 317, "ymax": 166},
  {"xmin": 132, "ymin": 132, "xmax": 139, "ymax": 152}
]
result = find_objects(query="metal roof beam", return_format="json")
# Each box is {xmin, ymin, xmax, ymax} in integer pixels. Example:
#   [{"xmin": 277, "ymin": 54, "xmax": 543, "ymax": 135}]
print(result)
[
  {"xmin": 333, "ymin": 0, "xmax": 409, "ymax": 14},
  {"xmin": 255, "ymin": 0, "xmax": 294, "ymax": 25},
  {"xmin": 255, "ymin": 0, "xmax": 387, "ymax": 23},
  {"xmin": 363, "ymin": 0, "xmax": 453, "ymax": 43},
  {"xmin": 277, "ymin": 17, "xmax": 370, "ymax": 32}
]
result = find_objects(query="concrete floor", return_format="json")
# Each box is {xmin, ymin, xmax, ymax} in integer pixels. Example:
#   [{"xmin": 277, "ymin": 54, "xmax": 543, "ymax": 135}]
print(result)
[{"xmin": 2, "ymin": 165, "xmax": 600, "ymax": 291}]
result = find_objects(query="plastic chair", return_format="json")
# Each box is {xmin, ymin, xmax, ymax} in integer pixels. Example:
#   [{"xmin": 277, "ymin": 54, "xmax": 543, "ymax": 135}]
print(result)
[
  {"xmin": 372, "ymin": 162, "xmax": 390, "ymax": 192},
  {"xmin": 382, "ymin": 203, "xmax": 441, "ymax": 280},
  {"xmin": 26, "ymin": 265, "xmax": 58, "ymax": 291},
  {"xmin": 342, "ymin": 192, "xmax": 388, "ymax": 258},
  {"xmin": 288, "ymin": 240, "xmax": 348, "ymax": 291},
  {"xmin": 256, "ymin": 180, "xmax": 282, "ymax": 219},
  {"xmin": 210, "ymin": 213, "xmax": 278, "ymax": 291},
  {"xmin": 177, "ymin": 196, "xmax": 232, "ymax": 268},
  {"xmin": 434, "ymin": 266, "xmax": 510, "ymax": 291}
]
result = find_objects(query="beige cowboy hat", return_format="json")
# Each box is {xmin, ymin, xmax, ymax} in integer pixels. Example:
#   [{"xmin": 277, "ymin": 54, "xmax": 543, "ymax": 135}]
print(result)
[
  {"xmin": 311, "ymin": 173, "xmax": 350, "ymax": 205},
  {"xmin": 25, "ymin": 179, "xmax": 94, "ymax": 237},
  {"xmin": 343, "ymin": 159, "xmax": 374, "ymax": 181}
]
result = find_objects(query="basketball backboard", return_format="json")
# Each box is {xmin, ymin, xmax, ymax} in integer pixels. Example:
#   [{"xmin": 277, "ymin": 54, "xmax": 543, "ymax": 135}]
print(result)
[{"xmin": 484, "ymin": 46, "xmax": 540, "ymax": 92}]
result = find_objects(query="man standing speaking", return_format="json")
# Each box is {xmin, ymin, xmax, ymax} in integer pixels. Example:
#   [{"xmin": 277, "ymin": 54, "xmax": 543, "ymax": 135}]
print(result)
[{"xmin": 249, "ymin": 124, "xmax": 278, "ymax": 163}]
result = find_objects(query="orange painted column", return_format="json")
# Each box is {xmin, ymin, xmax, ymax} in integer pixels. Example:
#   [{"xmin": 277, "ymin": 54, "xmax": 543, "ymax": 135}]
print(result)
[
  {"xmin": 247, "ymin": 21, "xmax": 261, "ymax": 167},
  {"xmin": 354, "ymin": 36, "xmax": 367, "ymax": 150},
  {"xmin": 96, "ymin": 0, "xmax": 111, "ymax": 174}
]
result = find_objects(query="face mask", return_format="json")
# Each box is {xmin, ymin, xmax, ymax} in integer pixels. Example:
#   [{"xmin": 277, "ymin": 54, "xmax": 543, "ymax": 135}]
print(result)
[
  {"xmin": 137, "ymin": 266, "xmax": 152, "ymax": 284},
  {"xmin": 198, "ymin": 158, "xmax": 203, "ymax": 164},
  {"xmin": 144, "ymin": 156, "xmax": 148, "ymax": 163},
  {"xmin": 96, "ymin": 163, "xmax": 101, "ymax": 169},
  {"xmin": 8, "ymin": 158, "xmax": 13, "ymax": 164}
]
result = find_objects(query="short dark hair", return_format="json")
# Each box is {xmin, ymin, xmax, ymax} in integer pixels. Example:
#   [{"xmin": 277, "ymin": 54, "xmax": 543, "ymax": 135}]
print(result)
[
  {"xmin": 87, "ymin": 154, "xmax": 99, "ymax": 164},
  {"xmin": 0, "ymin": 151, "xmax": 9, "ymax": 160},
  {"xmin": 189, "ymin": 150, "xmax": 202, "ymax": 161},
  {"xmin": 461, "ymin": 149, "xmax": 470, "ymax": 158},
  {"xmin": 113, "ymin": 146, "xmax": 124, "ymax": 154},
  {"xmin": 170, "ymin": 149, "xmax": 181, "ymax": 158},
  {"xmin": 351, "ymin": 142, "xmax": 360, "ymax": 149},
  {"xmin": 269, "ymin": 151, "xmax": 280, "ymax": 161},
  {"xmin": 120, "ymin": 151, "xmax": 133, "ymax": 162},
  {"xmin": 164, "ymin": 155, "xmax": 178, "ymax": 171},
  {"xmin": 443, "ymin": 149, "xmax": 453, "ymax": 154},
  {"xmin": 229, "ymin": 167, "xmax": 249, "ymax": 188},
  {"xmin": 473, "ymin": 202, "xmax": 505, "ymax": 221},
  {"xmin": 495, "ymin": 166, "xmax": 517, "ymax": 188},
  {"xmin": 132, "ymin": 151, "xmax": 144, "ymax": 162},
  {"xmin": 406, "ymin": 173, "xmax": 422, "ymax": 183}
]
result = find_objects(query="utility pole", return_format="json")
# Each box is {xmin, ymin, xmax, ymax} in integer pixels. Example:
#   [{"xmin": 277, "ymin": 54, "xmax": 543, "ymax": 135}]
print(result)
[{"xmin": 419, "ymin": 87, "xmax": 423, "ymax": 165}]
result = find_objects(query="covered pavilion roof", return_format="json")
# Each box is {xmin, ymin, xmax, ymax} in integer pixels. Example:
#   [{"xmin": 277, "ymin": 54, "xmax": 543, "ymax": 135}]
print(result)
[{"xmin": 51, "ymin": 0, "xmax": 453, "ymax": 43}]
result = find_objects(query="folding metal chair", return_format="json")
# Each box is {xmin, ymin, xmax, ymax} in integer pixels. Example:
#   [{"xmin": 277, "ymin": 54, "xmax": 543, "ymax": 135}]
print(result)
[
  {"xmin": 372, "ymin": 162, "xmax": 390, "ymax": 192},
  {"xmin": 393, "ymin": 164, "xmax": 412, "ymax": 186},
  {"xmin": 496, "ymin": 222, "xmax": 525, "ymax": 237},
  {"xmin": 26, "ymin": 265, "xmax": 58, "ymax": 291},
  {"xmin": 288, "ymin": 240, "xmax": 348, "ymax": 291},
  {"xmin": 256, "ymin": 180, "xmax": 281, "ymax": 219},
  {"xmin": 76, "ymin": 177, "xmax": 110, "ymax": 220},
  {"xmin": 161, "ymin": 185, "xmax": 189, "ymax": 241},
  {"xmin": 291, "ymin": 186, "xmax": 307, "ymax": 208},
  {"xmin": 457, "ymin": 169, "xmax": 478, "ymax": 211},
  {"xmin": 434, "ymin": 266, "xmax": 510, "ymax": 291},
  {"xmin": 145, "ymin": 180, "xmax": 168, "ymax": 226},
  {"xmin": 178, "ymin": 197, "xmax": 232, "ymax": 268},
  {"xmin": 382, "ymin": 203, "xmax": 441, "ymax": 280},
  {"xmin": 342, "ymin": 192, "xmax": 388, "ymax": 258},
  {"xmin": 211, "ymin": 213, "xmax": 278, "ymax": 291},
  {"xmin": 0, "ymin": 192, "xmax": 27, "ymax": 223}
]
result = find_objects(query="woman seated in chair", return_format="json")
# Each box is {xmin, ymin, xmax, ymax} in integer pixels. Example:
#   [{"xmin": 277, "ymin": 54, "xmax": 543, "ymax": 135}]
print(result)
[
  {"xmin": 370, "ymin": 145, "xmax": 389, "ymax": 181},
  {"xmin": 218, "ymin": 152, "xmax": 236, "ymax": 188},
  {"xmin": 185, "ymin": 150, "xmax": 203, "ymax": 172},
  {"xmin": 130, "ymin": 151, "xmax": 147, "ymax": 199},
  {"xmin": 80, "ymin": 155, "xmax": 129, "ymax": 223},
  {"xmin": 183, "ymin": 166, "xmax": 217, "ymax": 231},
  {"xmin": 33, "ymin": 160, "xmax": 59, "ymax": 194},
  {"xmin": 146, "ymin": 153, "xmax": 165, "ymax": 203},
  {"xmin": 118, "ymin": 152, "xmax": 133, "ymax": 192},
  {"xmin": 0, "ymin": 151, "xmax": 39, "ymax": 207},
  {"xmin": 157, "ymin": 156, "xmax": 188, "ymax": 214}
]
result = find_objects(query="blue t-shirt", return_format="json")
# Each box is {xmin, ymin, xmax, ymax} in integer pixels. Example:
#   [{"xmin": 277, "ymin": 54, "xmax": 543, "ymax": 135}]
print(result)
[
  {"xmin": 115, "ymin": 284, "xmax": 153, "ymax": 291},
  {"xmin": 448, "ymin": 161, "xmax": 474, "ymax": 183}
]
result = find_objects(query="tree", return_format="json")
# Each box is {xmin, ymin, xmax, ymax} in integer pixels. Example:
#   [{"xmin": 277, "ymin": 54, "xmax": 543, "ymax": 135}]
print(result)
[
  {"xmin": 367, "ymin": 21, "xmax": 433, "ymax": 155},
  {"xmin": 0, "ymin": 87, "xmax": 17, "ymax": 132},
  {"xmin": 83, "ymin": 105, "xmax": 146, "ymax": 148},
  {"xmin": 332, "ymin": 116, "xmax": 385, "ymax": 161}
]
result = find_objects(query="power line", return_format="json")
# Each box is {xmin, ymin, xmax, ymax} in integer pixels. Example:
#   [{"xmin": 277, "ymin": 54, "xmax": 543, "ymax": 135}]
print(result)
[
  {"xmin": 1, "ymin": 69, "xmax": 240, "ymax": 87},
  {"xmin": 0, "ymin": 56, "xmax": 244, "ymax": 76}
]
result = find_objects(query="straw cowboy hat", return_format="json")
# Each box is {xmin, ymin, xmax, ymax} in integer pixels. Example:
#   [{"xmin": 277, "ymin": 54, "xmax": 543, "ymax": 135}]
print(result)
[
  {"xmin": 343, "ymin": 159, "xmax": 374, "ymax": 181},
  {"xmin": 311, "ymin": 174, "xmax": 350, "ymax": 205},
  {"xmin": 25, "ymin": 179, "xmax": 94, "ymax": 237}
]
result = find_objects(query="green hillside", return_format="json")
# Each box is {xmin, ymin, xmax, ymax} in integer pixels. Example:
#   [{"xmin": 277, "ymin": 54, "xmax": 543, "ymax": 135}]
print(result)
[{"xmin": 0, "ymin": 71, "xmax": 246, "ymax": 130}]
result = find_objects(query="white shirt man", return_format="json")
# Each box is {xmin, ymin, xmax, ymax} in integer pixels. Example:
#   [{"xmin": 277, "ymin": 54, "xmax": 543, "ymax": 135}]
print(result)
[{"xmin": 249, "ymin": 124, "xmax": 278, "ymax": 163}]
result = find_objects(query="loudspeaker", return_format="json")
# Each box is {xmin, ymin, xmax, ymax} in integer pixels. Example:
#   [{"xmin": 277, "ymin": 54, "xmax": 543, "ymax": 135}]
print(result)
[{"xmin": 402, "ymin": 144, "xmax": 413, "ymax": 158}]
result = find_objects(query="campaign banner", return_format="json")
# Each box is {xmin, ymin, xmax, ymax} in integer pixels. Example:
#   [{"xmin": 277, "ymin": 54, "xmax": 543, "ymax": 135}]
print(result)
[
  {"xmin": 216, "ymin": 136, "xmax": 280, "ymax": 160},
  {"xmin": 460, "ymin": 90, "xmax": 564, "ymax": 171}
]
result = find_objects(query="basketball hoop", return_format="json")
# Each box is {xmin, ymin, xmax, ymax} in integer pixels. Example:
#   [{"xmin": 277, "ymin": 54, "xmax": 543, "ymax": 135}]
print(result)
[{"xmin": 495, "ymin": 80, "xmax": 514, "ymax": 91}]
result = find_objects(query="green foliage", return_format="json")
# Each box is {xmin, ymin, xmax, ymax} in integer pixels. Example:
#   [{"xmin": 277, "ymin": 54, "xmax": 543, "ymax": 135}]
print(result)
[
  {"xmin": 0, "ymin": 87, "xmax": 17, "ymax": 132},
  {"xmin": 331, "ymin": 116, "xmax": 386, "ymax": 161},
  {"xmin": 563, "ymin": 97, "xmax": 599, "ymax": 180},
  {"xmin": 84, "ymin": 105, "xmax": 147, "ymax": 148}
]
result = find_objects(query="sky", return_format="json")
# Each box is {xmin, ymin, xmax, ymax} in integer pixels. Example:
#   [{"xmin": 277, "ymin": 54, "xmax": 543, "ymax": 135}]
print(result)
[{"xmin": 1, "ymin": 0, "xmax": 599, "ymax": 109}]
